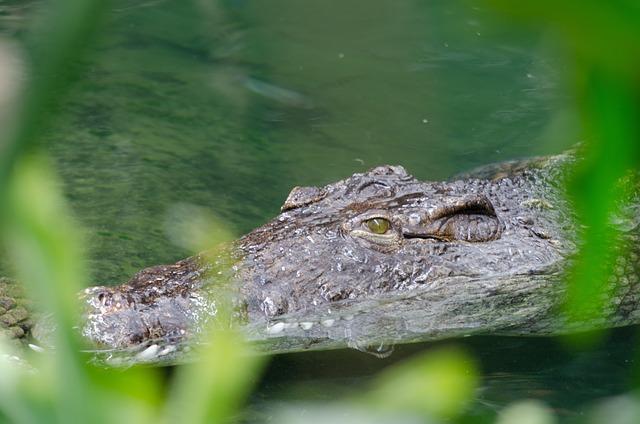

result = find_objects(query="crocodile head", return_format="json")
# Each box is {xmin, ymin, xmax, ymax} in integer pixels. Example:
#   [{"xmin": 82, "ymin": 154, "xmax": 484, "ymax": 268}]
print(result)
[
  {"xmin": 76, "ymin": 158, "xmax": 578, "ymax": 361},
  {"xmin": 17, "ymin": 153, "xmax": 640, "ymax": 364},
  {"xmin": 239, "ymin": 163, "xmax": 570, "ymax": 324}
]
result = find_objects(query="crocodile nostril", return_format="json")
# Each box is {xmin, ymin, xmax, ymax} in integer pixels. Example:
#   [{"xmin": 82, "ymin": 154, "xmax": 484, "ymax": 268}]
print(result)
[
  {"xmin": 96, "ymin": 291, "xmax": 111, "ymax": 307},
  {"xmin": 408, "ymin": 213, "xmax": 422, "ymax": 226}
]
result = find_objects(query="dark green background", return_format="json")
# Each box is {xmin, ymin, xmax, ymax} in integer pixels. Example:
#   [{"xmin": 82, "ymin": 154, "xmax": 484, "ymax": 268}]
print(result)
[{"xmin": 3, "ymin": 0, "xmax": 575, "ymax": 283}]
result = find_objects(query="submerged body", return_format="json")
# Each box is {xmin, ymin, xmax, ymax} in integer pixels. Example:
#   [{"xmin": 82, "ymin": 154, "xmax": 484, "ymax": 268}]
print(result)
[{"xmin": 3, "ymin": 152, "xmax": 640, "ymax": 364}]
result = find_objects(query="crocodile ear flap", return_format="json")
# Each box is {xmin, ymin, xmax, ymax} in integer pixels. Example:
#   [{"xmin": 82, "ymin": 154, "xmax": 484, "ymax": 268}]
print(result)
[{"xmin": 281, "ymin": 186, "xmax": 327, "ymax": 211}]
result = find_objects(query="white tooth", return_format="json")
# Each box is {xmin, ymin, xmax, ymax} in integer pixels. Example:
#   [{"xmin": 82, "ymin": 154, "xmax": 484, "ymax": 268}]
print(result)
[
  {"xmin": 282, "ymin": 322, "xmax": 299, "ymax": 330},
  {"xmin": 159, "ymin": 345, "xmax": 176, "ymax": 356},
  {"xmin": 266, "ymin": 322, "xmax": 285, "ymax": 334},
  {"xmin": 343, "ymin": 315, "xmax": 354, "ymax": 321},
  {"xmin": 28, "ymin": 344, "xmax": 45, "ymax": 353},
  {"xmin": 136, "ymin": 344, "xmax": 159, "ymax": 361},
  {"xmin": 321, "ymin": 319, "xmax": 335, "ymax": 328},
  {"xmin": 300, "ymin": 322, "xmax": 313, "ymax": 330}
]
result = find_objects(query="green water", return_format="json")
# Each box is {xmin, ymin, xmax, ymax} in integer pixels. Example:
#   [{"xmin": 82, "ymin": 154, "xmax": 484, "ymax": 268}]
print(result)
[
  {"xmin": 2, "ymin": 0, "xmax": 629, "ymax": 422},
  {"xmin": 254, "ymin": 329, "xmax": 638, "ymax": 423},
  {"xmin": 5, "ymin": 0, "xmax": 576, "ymax": 284}
]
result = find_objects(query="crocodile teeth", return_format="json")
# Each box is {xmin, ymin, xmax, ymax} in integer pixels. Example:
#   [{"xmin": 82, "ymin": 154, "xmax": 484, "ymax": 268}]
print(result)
[
  {"xmin": 321, "ymin": 319, "xmax": 335, "ymax": 327},
  {"xmin": 158, "ymin": 345, "xmax": 176, "ymax": 356},
  {"xmin": 135, "ymin": 344, "xmax": 159, "ymax": 361},
  {"xmin": 28, "ymin": 343, "xmax": 45, "ymax": 353},
  {"xmin": 266, "ymin": 322, "xmax": 285, "ymax": 334}
]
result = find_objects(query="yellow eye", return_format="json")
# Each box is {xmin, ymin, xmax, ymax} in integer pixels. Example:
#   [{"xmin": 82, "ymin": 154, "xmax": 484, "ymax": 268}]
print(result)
[{"xmin": 366, "ymin": 218, "xmax": 390, "ymax": 234}]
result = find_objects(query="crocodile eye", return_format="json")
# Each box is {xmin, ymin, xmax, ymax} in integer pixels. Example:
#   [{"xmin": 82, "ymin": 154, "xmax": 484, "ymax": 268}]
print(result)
[
  {"xmin": 345, "ymin": 212, "xmax": 400, "ymax": 252},
  {"xmin": 365, "ymin": 218, "xmax": 390, "ymax": 234}
]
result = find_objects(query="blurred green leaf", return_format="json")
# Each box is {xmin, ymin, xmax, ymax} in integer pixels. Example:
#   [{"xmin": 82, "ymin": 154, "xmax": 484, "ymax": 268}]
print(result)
[
  {"xmin": 2, "ymin": 157, "xmax": 166, "ymax": 424},
  {"xmin": 589, "ymin": 393, "xmax": 640, "ymax": 424},
  {"xmin": 164, "ymin": 202, "xmax": 237, "ymax": 253},
  {"xmin": 485, "ymin": 0, "xmax": 640, "ymax": 77},
  {"xmin": 564, "ymin": 66, "xmax": 639, "ymax": 343},
  {"xmin": 272, "ymin": 403, "xmax": 425, "ymax": 424},
  {"xmin": 496, "ymin": 399, "xmax": 556, "ymax": 424},
  {"xmin": 4, "ymin": 156, "xmax": 96, "ymax": 423},
  {"xmin": 163, "ymin": 328, "xmax": 266, "ymax": 424},
  {"xmin": 362, "ymin": 347, "xmax": 478, "ymax": 420},
  {"xmin": 0, "ymin": 1, "xmax": 176, "ymax": 423},
  {"xmin": 5, "ymin": 156, "xmax": 85, "ymax": 333},
  {"xmin": 486, "ymin": 0, "xmax": 640, "ymax": 346},
  {"xmin": 0, "ymin": 0, "xmax": 108, "ymax": 199}
]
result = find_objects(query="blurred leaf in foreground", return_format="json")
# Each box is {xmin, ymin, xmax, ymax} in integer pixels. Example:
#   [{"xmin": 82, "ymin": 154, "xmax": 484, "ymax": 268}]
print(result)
[
  {"xmin": 164, "ymin": 202, "xmax": 237, "ymax": 254},
  {"xmin": 0, "ymin": 0, "xmax": 263, "ymax": 422},
  {"xmin": 487, "ymin": 0, "xmax": 640, "ymax": 345},
  {"xmin": 268, "ymin": 346, "xmax": 477, "ymax": 424},
  {"xmin": 163, "ymin": 201, "xmax": 267, "ymax": 424},
  {"xmin": 164, "ymin": 328, "xmax": 266, "ymax": 424},
  {"xmin": 496, "ymin": 399, "xmax": 556, "ymax": 424},
  {"xmin": 0, "ymin": 0, "xmax": 108, "ymax": 197},
  {"xmin": 361, "ymin": 346, "xmax": 478, "ymax": 421},
  {"xmin": 2, "ymin": 157, "xmax": 166, "ymax": 424},
  {"xmin": 273, "ymin": 403, "xmax": 424, "ymax": 424},
  {"xmin": 588, "ymin": 393, "xmax": 640, "ymax": 424},
  {"xmin": 3, "ymin": 155, "xmax": 95, "ymax": 423},
  {"xmin": 0, "ymin": 1, "xmax": 166, "ymax": 421}
]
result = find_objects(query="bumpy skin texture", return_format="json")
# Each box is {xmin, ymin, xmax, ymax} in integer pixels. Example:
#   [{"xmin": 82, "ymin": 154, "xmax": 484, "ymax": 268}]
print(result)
[
  {"xmin": 239, "ymin": 158, "xmax": 569, "ymax": 322},
  {"xmin": 0, "ymin": 278, "xmax": 32, "ymax": 346},
  {"xmin": 4, "ymin": 152, "xmax": 640, "ymax": 364}
]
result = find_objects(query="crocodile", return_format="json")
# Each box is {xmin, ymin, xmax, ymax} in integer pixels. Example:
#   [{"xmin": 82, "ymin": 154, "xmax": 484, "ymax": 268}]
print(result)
[{"xmin": 2, "ymin": 151, "xmax": 640, "ymax": 365}]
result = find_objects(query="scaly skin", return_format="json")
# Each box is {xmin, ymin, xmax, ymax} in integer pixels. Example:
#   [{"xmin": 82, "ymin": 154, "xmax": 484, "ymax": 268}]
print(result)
[
  {"xmin": 3, "ymin": 152, "xmax": 640, "ymax": 365},
  {"xmin": 0, "ymin": 278, "xmax": 32, "ymax": 341}
]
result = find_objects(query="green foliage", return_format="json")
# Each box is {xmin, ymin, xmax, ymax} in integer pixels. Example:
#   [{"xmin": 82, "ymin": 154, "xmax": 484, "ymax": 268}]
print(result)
[
  {"xmin": 488, "ymin": 0, "xmax": 640, "ymax": 344},
  {"xmin": 163, "ymin": 329, "xmax": 266, "ymax": 424},
  {"xmin": 362, "ymin": 347, "xmax": 478, "ymax": 420},
  {"xmin": 0, "ymin": 0, "xmax": 108, "ymax": 197},
  {"xmin": 0, "ymin": 1, "xmax": 264, "ymax": 424},
  {"xmin": 1, "ymin": 0, "xmax": 640, "ymax": 423},
  {"xmin": 495, "ymin": 400, "xmax": 556, "ymax": 424}
]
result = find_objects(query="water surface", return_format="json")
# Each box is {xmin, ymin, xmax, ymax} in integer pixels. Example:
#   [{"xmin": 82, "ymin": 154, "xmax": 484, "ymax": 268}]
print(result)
[{"xmin": 2, "ymin": 0, "xmax": 575, "ymax": 283}]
